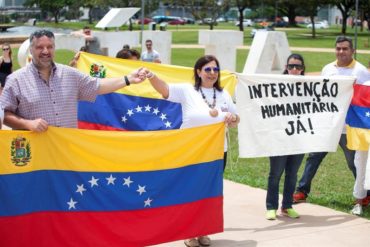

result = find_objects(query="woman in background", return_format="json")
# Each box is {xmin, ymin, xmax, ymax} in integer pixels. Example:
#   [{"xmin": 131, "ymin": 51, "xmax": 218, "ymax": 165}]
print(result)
[
  {"xmin": 265, "ymin": 53, "xmax": 306, "ymax": 220},
  {"xmin": 0, "ymin": 43, "xmax": 13, "ymax": 94}
]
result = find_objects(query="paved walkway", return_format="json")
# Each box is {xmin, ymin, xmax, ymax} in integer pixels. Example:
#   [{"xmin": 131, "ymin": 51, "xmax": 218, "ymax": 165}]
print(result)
[{"xmin": 154, "ymin": 179, "xmax": 370, "ymax": 247}]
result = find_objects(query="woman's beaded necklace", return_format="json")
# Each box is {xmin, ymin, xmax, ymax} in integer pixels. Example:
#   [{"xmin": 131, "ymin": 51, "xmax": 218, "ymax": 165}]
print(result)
[{"xmin": 199, "ymin": 87, "xmax": 218, "ymax": 117}]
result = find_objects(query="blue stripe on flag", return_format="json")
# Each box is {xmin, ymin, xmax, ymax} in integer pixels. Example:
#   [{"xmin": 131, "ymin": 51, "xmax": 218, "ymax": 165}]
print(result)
[
  {"xmin": 0, "ymin": 160, "xmax": 223, "ymax": 216},
  {"xmin": 78, "ymin": 93, "xmax": 182, "ymax": 130},
  {"xmin": 346, "ymin": 105, "xmax": 370, "ymax": 129}
]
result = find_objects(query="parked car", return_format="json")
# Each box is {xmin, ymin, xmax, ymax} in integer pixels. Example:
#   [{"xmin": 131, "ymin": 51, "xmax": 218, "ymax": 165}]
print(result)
[
  {"xmin": 273, "ymin": 20, "xmax": 288, "ymax": 27},
  {"xmin": 197, "ymin": 18, "xmax": 218, "ymax": 25},
  {"xmin": 306, "ymin": 21, "xmax": 329, "ymax": 29},
  {"xmin": 168, "ymin": 18, "xmax": 186, "ymax": 25},
  {"xmin": 182, "ymin": 17, "xmax": 195, "ymax": 24},
  {"xmin": 137, "ymin": 18, "xmax": 152, "ymax": 24},
  {"xmin": 235, "ymin": 19, "xmax": 254, "ymax": 27}
]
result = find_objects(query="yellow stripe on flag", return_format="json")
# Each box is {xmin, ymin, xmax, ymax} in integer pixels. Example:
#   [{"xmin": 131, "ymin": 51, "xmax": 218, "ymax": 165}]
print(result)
[
  {"xmin": 346, "ymin": 125, "xmax": 370, "ymax": 151},
  {"xmin": 77, "ymin": 52, "xmax": 237, "ymax": 97},
  {"xmin": 0, "ymin": 123, "xmax": 225, "ymax": 175}
]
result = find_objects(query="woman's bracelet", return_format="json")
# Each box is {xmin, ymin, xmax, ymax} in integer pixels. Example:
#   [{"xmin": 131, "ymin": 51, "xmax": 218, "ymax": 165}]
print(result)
[{"xmin": 147, "ymin": 72, "xmax": 155, "ymax": 80}]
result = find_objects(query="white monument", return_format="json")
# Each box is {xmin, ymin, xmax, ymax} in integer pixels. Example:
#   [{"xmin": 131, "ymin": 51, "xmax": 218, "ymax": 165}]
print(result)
[
  {"xmin": 95, "ymin": 8, "xmax": 140, "ymax": 29},
  {"xmin": 142, "ymin": 31, "xmax": 172, "ymax": 64},
  {"xmin": 198, "ymin": 30, "xmax": 243, "ymax": 72},
  {"xmin": 243, "ymin": 31, "xmax": 291, "ymax": 74}
]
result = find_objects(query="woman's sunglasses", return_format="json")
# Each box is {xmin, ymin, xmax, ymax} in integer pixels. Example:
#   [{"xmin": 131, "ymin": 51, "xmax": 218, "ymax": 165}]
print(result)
[
  {"xmin": 204, "ymin": 66, "xmax": 220, "ymax": 73},
  {"xmin": 287, "ymin": 64, "xmax": 304, "ymax": 70},
  {"xmin": 2, "ymin": 48, "xmax": 10, "ymax": 51}
]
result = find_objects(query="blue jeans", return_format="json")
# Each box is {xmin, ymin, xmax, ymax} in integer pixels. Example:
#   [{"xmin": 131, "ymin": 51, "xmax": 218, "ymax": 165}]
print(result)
[
  {"xmin": 266, "ymin": 154, "xmax": 304, "ymax": 210},
  {"xmin": 296, "ymin": 134, "xmax": 356, "ymax": 195}
]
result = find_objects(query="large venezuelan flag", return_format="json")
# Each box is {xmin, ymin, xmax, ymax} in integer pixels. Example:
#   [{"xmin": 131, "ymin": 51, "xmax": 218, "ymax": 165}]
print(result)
[
  {"xmin": 346, "ymin": 83, "xmax": 370, "ymax": 150},
  {"xmin": 0, "ymin": 123, "xmax": 224, "ymax": 246},
  {"xmin": 76, "ymin": 52, "xmax": 237, "ymax": 131}
]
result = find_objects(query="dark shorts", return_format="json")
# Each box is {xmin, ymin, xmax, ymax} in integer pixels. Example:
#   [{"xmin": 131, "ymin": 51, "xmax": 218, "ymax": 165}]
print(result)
[{"xmin": 0, "ymin": 73, "xmax": 8, "ymax": 87}]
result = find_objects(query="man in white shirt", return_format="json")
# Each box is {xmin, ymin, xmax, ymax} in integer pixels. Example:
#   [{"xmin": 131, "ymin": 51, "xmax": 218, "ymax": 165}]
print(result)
[
  {"xmin": 141, "ymin": 39, "xmax": 161, "ymax": 63},
  {"xmin": 293, "ymin": 36, "xmax": 370, "ymax": 215}
]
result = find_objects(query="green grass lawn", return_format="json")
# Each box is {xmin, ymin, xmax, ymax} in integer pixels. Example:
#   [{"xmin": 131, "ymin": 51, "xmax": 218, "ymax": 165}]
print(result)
[{"xmin": 8, "ymin": 22, "xmax": 370, "ymax": 220}]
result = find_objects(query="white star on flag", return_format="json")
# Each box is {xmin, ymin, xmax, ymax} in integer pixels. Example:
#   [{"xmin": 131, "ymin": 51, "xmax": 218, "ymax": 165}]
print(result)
[
  {"xmin": 76, "ymin": 184, "xmax": 87, "ymax": 195},
  {"xmin": 106, "ymin": 174, "xmax": 116, "ymax": 185},
  {"xmin": 88, "ymin": 176, "xmax": 99, "ymax": 187},
  {"xmin": 137, "ymin": 185, "xmax": 146, "ymax": 195},
  {"xmin": 135, "ymin": 105, "xmax": 143, "ymax": 112},
  {"xmin": 144, "ymin": 197, "xmax": 153, "ymax": 207},
  {"xmin": 123, "ymin": 176, "xmax": 134, "ymax": 187},
  {"xmin": 67, "ymin": 198, "xmax": 78, "ymax": 210},
  {"xmin": 145, "ymin": 105, "xmax": 152, "ymax": 112},
  {"xmin": 127, "ymin": 109, "xmax": 134, "ymax": 116},
  {"xmin": 366, "ymin": 112, "xmax": 370, "ymax": 117},
  {"xmin": 121, "ymin": 116, "xmax": 127, "ymax": 123},
  {"xmin": 153, "ymin": 108, "xmax": 160, "ymax": 115},
  {"xmin": 164, "ymin": 121, "xmax": 172, "ymax": 128},
  {"xmin": 160, "ymin": 113, "xmax": 167, "ymax": 120}
]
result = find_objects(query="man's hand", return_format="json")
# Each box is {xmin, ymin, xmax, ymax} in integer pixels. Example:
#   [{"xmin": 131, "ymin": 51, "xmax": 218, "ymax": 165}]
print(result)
[
  {"xmin": 27, "ymin": 118, "xmax": 49, "ymax": 132},
  {"xmin": 127, "ymin": 68, "xmax": 148, "ymax": 84}
]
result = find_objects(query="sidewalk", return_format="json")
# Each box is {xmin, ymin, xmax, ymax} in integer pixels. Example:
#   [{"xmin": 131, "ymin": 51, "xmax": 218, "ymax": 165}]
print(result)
[{"xmin": 154, "ymin": 179, "xmax": 370, "ymax": 247}]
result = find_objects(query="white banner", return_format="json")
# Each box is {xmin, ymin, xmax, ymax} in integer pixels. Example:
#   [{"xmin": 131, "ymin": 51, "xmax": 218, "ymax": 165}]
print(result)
[{"xmin": 236, "ymin": 74, "xmax": 355, "ymax": 158}]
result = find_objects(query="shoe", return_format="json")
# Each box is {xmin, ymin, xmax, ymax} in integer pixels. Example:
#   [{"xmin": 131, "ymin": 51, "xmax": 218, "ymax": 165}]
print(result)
[
  {"xmin": 361, "ymin": 196, "xmax": 370, "ymax": 207},
  {"xmin": 351, "ymin": 203, "xmax": 363, "ymax": 216},
  {"xmin": 184, "ymin": 238, "xmax": 199, "ymax": 247},
  {"xmin": 197, "ymin": 236, "xmax": 211, "ymax": 246},
  {"xmin": 293, "ymin": 191, "xmax": 307, "ymax": 203},
  {"xmin": 281, "ymin": 208, "xmax": 300, "ymax": 218},
  {"xmin": 265, "ymin": 210, "xmax": 277, "ymax": 220}
]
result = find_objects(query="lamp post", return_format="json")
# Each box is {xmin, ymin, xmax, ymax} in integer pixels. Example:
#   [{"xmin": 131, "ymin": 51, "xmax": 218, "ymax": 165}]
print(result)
[
  {"xmin": 141, "ymin": 0, "xmax": 144, "ymax": 32},
  {"xmin": 354, "ymin": 0, "xmax": 358, "ymax": 59}
]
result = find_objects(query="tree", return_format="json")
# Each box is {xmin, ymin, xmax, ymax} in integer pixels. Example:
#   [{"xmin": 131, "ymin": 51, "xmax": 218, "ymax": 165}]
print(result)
[
  {"xmin": 24, "ymin": 0, "xmax": 72, "ymax": 23},
  {"xmin": 233, "ymin": 0, "xmax": 254, "ymax": 32},
  {"xmin": 335, "ymin": 0, "xmax": 356, "ymax": 34}
]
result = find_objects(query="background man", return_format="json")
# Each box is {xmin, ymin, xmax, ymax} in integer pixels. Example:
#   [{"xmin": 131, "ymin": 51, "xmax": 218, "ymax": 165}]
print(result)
[
  {"xmin": 141, "ymin": 39, "xmax": 161, "ymax": 63},
  {"xmin": 72, "ymin": 26, "xmax": 102, "ymax": 55},
  {"xmin": 293, "ymin": 36, "xmax": 370, "ymax": 212}
]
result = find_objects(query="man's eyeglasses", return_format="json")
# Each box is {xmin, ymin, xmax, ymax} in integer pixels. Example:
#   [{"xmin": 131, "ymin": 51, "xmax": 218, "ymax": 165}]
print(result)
[
  {"xmin": 287, "ymin": 64, "xmax": 304, "ymax": 70},
  {"xmin": 2, "ymin": 48, "xmax": 9, "ymax": 51},
  {"xmin": 204, "ymin": 66, "xmax": 220, "ymax": 73}
]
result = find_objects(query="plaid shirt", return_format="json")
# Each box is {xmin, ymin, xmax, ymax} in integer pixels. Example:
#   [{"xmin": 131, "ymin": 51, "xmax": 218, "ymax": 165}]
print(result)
[{"xmin": 0, "ymin": 62, "xmax": 99, "ymax": 128}]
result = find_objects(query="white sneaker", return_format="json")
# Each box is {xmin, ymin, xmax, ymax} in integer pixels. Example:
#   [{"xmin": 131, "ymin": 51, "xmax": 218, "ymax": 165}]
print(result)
[{"xmin": 351, "ymin": 203, "xmax": 363, "ymax": 216}]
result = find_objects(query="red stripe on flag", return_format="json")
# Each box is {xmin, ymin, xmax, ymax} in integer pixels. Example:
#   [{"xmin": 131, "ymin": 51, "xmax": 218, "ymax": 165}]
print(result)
[
  {"xmin": 78, "ymin": 120, "xmax": 127, "ymax": 131},
  {"xmin": 351, "ymin": 84, "xmax": 370, "ymax": 108},
  {"xmin": 0, "ymin": 197, "xmax": 223, "ymax": 247}
]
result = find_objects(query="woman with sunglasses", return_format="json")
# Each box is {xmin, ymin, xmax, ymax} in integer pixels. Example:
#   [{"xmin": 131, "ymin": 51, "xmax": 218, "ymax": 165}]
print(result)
[
  {"xmin": 142, "ymin": 55, "xmax": 239, "ymax": 247},
  {"xmin": 265, "ymin": 53, "xmax": 306, "ymax": 221},
  {"xmin": 0, "ymin": 43, "xmax": 13, "ymax": 94}
]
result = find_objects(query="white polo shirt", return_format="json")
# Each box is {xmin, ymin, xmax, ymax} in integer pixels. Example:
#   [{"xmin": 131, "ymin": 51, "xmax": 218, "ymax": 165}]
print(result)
[{"xmin": 321, "ymin": 59, "xmax": 370, "ymax": 85}]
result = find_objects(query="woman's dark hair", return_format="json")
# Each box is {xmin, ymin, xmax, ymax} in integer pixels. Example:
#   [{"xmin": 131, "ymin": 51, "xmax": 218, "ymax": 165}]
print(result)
[
  {"xmin": 193, "ymin": 55, "xmax": 222, "ymax": 91},
  {"xmin": 2, "ymin": 43, "xmax": 12, "ymax": 58},
  {"xmin": 283, "ymin": 53, "xmax": 305, "ymax": 75}
]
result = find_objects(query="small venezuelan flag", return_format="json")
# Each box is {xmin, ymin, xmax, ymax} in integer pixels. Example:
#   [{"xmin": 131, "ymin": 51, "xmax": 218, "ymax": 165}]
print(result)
[
  {"xmin": 346, "ymin": 83, "xmax": 370, "ymax": 151},
  {"xmin": 76, "ymin": 52, "xmax": 237, "ymax": 131}
]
